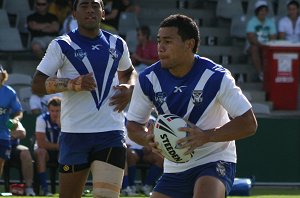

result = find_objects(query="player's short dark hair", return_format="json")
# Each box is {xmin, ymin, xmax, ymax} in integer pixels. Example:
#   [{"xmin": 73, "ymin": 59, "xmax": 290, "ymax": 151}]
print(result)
[
  {"xmin": 137, "ymin": 25, "xmax": 151, "ymax": 39},
  {"xmin": 48, "ymin": 96, "xmax": 62, "ymax": 107},
  {"xmin": 159, "ymin": 14, "xmax": 200, "ymax": 53},
  {"xmin": 73, "ymin": 0, "xmax": 104, "ymax": 11},
  {"xmin": 287, "ymin": 0, "xmax": 300, "ymax": 8}
]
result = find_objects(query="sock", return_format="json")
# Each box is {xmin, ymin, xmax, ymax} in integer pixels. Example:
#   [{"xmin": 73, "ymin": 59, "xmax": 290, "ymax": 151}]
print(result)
[
  {"xmin": 38, "ymin": 172, "xmax": 48, "ymax": 192},
  {"xmin": 122, "ymin": 175, "xmax": 129, "ymax": 189},
  {"xmin": 145, "ymin": 165, "xmax": 163, "ymax": 186},
  {"xmin": 128, "ymin": 166, "xmax": 137, "ymax": 186}
]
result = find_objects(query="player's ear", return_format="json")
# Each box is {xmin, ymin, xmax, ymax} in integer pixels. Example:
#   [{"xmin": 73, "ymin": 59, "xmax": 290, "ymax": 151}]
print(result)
[
  {"xmin": 101, "ymin": 10, "xmax": 105, "ymax": 21},
  {"xmin": 185, "ymin": 39, "xmax": 195, "ymax": 52},
  {"xmin": 72, "ymin": 10, "xmax": 76, "ymax": 19}
]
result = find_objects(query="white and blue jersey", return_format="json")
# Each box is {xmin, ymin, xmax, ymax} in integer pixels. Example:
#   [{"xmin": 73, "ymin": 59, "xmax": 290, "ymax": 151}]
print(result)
[
  {"xmin": 127, "ymin": 55, "xmax": 252, "ymax": 173},
  {"xmin": 37, "ymin": 29, "xmax": 132, "ymax": 133},
  {"xmin": 0, "ymin": 85, "xmax": 22, "ymax": 142},
  {"xmin": 35, "ymin": 112, "xmax": 60, "ymax": 144}
]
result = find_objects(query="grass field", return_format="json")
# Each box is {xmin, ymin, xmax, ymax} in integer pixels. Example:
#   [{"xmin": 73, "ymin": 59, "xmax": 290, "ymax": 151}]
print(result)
[{"xmin": 2, "ymin": 186, "xmax": 300, "ymax": 197}]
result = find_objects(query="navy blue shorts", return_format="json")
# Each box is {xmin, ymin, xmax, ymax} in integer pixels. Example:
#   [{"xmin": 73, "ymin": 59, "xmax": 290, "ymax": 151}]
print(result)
[
  {"xmin": 59, "ymin": 131, "xmax": 125, "ymax": 165},
  {"xmin": 153, "ymin": 161, "xmax": 236, "ymax": 198},
  {"xmin": 0, "ymin": 139, "xmax": 11, "ymax": 160}
]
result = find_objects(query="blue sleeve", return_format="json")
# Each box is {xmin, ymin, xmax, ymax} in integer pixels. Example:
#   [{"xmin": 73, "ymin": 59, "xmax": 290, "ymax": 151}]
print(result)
[{"xmin": 10, "ymin": 92, "xmax": 22, "ymax": 113}]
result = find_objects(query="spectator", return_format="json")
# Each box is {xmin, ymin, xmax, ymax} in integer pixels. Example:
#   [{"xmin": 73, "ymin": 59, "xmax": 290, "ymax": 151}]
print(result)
[
  {"xmin": 29, "ymin": 93, "xmax": 62, "ymax": 116},
  {"xmin": 103, "ymin": 0, "xmax": 139, "ymax": 31},
  {"xmin": 131, "ymin": 26, "xmax": 159, "ymax": 73},
  {"xmin": 48, "ymin": 0, "xmax": 72, "ymax": 28},
  {"xmin": 60, "ymin": 13, "xmax": 78, "ymax": 34},
  {"xmin": 246, "ymin": 0, "xmax": 277, "ymax": 81},
  {"xmin": 34, "ymin": 96, "xmax": 61, "ymax": 196},
  {"xmin": 0, "ymin": 65, "xmax": 23, "ymax": 179},
  {"xmin": 27, "ymin": 0, "xmax": 60, "ymax": 59},
  {"xmin": 10, "ymin": 122, "xmax": 36, "ymax": 196},
  {"xmin": 278, "ymin": 0, "xmax": 300, "ymax": 43}
]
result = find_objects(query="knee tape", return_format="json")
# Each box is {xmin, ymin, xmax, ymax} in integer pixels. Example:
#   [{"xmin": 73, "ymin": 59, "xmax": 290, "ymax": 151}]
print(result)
[{"xmin": 91, "ymin": 161, "xmax": 124, "ymax": 198}]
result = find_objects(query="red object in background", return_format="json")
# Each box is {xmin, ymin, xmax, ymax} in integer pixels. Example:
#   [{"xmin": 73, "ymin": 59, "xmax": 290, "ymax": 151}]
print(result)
[
  {"xmin": 10, "ymin": 183, "xmax": 25, "ymax": 195},
  {"xmin": 262, "ymin": 41, "xmax": 300, "ymax": 110}
]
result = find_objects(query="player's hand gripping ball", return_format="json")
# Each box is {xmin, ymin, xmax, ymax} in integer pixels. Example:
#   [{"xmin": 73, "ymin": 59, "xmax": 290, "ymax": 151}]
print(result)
[{"xmin": 153, "ymin": 114, "xmax": 194, "ymax": 163}]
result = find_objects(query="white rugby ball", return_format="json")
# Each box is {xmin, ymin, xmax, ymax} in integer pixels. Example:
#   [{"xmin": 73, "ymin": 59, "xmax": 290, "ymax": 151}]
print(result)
[{"xmin": 153, "ymin": 114, "xmax": 194, "ymax": 163}]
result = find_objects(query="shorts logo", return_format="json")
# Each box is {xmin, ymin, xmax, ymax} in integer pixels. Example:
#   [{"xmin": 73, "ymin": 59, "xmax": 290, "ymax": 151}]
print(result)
[
  {"xmin": 74, "ymin": 49, "xmax": 87, "ymax": 61},
  {"xmin": 192, "ymin": 90, "xmax": 203, "ymax": 105},
  {"xmin": 155, "ymin": 92, "xmax": 167, "ymax": 106},
  {"xmin": 216, "ymin": 162, "xmax": 226, "ymax": 177},
  {"xmin": 63, "ymin": 165, "xmax": 70, "ymax": 172}
]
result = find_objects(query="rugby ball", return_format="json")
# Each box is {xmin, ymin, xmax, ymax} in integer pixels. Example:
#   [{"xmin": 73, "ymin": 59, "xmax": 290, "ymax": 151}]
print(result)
[{"xmin": 153, "ymin": 114, "xmax": 194, "ymax": 163}]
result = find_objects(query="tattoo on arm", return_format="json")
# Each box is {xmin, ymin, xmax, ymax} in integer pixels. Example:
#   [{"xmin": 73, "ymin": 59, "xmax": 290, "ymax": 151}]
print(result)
[{"xmin": 45, "ymin": 77, "xmax": 70, "ymax": 94}]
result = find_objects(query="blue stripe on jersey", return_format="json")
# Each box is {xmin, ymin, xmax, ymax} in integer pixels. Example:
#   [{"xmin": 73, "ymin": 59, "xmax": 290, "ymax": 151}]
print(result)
[
  {"xmin": 139, "ymin": 55, "xmax": 226, "ymax": 124},
  {"xmin": 56, "ymin": 30, "xmax": 124, "ymax": 110},
  {"xmin": 188, "ymin": 64, "xmax": 224, "ymax": 124}
]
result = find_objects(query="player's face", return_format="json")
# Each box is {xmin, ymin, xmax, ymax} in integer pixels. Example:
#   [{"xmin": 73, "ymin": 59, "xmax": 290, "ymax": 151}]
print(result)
[
  {"xmin": 48, "ymin": 105, "xmax": 61, "ymax": 123},
  {"xmin": 157, "ymin": 27, "xmax": 190, "ymax": 71},
  {"xmin": 73, "ymin": 0, "xmax": 104, "ymax": 31}
]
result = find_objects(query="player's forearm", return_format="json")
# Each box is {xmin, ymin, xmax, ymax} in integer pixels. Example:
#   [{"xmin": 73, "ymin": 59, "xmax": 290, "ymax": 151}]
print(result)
[
  {"xmin": 207, "ymin": 109, "xmax": 257, "ymax": 142},
  {"xmin": 127, "ymin": 121, "xmax": 149, "ymax": 147},
  {"xmin": 45, "ymin": 76, "xmax": 71, "ymax": 94}
]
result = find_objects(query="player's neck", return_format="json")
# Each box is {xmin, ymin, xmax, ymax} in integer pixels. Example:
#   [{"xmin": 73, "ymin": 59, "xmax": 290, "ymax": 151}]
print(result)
[
  {"xmin": 169, "ymin": 55, "xmax": 195, "ymax": 78},
  {"xmin": 77, "ymin": 28, "xmax": 100, "ymax": 39}
]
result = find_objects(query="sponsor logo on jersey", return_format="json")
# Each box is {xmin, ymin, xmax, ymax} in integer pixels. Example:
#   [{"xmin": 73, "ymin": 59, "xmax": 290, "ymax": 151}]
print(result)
[
  {"xmin": 109, "ymin": 48, "xmax": 118, "ymax": 59},
  {"xmin": 91, "ymin": 44, "xmax": 101, "ymax": 50},
  {"xmin": 192, "ymin": 90, "xmax": 203, "ymax": 105},
  {"xmin": 74, "ymin": 49, "xmax": 87, "ymax": 61},
  {"xmin": 155, "ymin": 92, "xmax": 166, "ymax": 106},
  {"xmin": 173, "ymin": 85, "xmax": 187, "ymax": 93}
]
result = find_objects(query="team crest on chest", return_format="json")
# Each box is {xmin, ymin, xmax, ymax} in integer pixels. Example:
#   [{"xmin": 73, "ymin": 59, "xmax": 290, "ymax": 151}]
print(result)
[
  {"xmin": 74, "ymin": 49, "xmax": 87, "ymax": 61},
  {"xmin": 109, "ymin": 48, "xmax": 118, "ymax": 59},
  {"xmin": 155, "ymin": 92, "xmax": 167, "ymax": 106},
  {"xmin": 192, "ymin": 90, "xmax": 203, "ymax": 105}
]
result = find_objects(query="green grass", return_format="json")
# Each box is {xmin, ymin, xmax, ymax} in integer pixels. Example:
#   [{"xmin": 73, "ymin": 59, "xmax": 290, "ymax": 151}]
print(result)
[{"xmin": 3, "ymin": 187, "xmax": 300, "ymax": 197}]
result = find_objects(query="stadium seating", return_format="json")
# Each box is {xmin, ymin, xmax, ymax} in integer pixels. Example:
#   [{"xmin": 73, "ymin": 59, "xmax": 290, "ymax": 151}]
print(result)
[
  {"xmin": 118, "ymin": 12, "xmax": 139, "ymax": 37},
  {"xmin": 2, "ymin": 0, "xmax": 32, "ymax": 15},
  {"xmin": 5, "ymin": 73, "xmax": 32, "ymax": 96},
  {"xmin": 216, "ymin": 0, "xmax": 244, "ymax": 19},
  {"xmin": 18, "ymin": 87, "xmax": 32, "ymax": 114},
  {"xmin": 0, "ymin": 9, "xmax": 10, "ymax": 28},
  {"xmin": 0, "ymin": 27, "xmax": 29, "ymax": 51}
]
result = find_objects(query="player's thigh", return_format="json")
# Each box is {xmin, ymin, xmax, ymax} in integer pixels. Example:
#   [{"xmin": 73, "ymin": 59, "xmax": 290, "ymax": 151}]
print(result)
[
  {"xmin": 59, "ymin": 168, "xmax": 90, "ymax": 192},
  {"xmin": 193, "ymin": 176, "xmax": 225, "ymax": 198}
]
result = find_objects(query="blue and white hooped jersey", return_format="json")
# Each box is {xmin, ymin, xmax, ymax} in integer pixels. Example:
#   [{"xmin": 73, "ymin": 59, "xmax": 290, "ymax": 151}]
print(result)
[
  {"xmin": 37, "ymin": 29, "xmax": 132, "ymax": 133},
  {"xmin": 0, "ymin": 85, "xmax": 22, "ymax": 141},
  {"xmin": 127, "ymin": 55, "xmax": 252, "ymax": 173}
]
